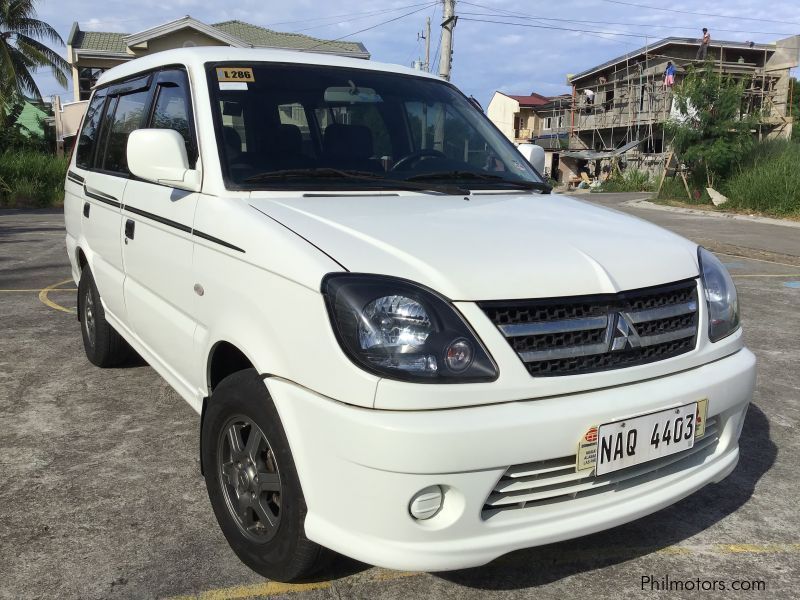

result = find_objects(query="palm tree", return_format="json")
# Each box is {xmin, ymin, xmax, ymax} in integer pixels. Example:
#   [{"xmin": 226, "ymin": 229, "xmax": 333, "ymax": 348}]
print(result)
[{"xmin": 0, "ymin": 0, "xmax": 69, "ymax": 101}]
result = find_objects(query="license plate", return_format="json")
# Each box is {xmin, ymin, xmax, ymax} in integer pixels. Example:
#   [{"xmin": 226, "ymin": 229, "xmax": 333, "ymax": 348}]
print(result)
[{"xmin": 594, "ymin": 402, "xmax": 698, "ymax": 476}]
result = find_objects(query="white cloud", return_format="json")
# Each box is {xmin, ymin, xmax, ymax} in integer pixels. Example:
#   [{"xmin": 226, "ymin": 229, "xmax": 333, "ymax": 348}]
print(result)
[{"xmin": 80, "ymin": 17, "xmax": 128, "ymax": 32}]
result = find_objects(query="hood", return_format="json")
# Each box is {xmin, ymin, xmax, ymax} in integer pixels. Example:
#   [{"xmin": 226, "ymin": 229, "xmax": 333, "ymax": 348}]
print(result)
[{"xmin": 249, "ymin": 192, "xmax": 699, "ymax": 300}]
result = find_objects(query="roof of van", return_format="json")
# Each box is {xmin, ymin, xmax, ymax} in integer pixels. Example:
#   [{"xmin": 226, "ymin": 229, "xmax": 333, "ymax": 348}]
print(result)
[{"xmin": 95, "ymin": 47, "xmax": 440, "ymax": 88}]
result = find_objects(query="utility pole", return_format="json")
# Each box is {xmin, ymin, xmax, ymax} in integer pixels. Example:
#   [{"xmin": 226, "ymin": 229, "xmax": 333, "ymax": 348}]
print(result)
[
  {"xmin": 438, "ymin": 0, "xmax": 457, "ymax": 80},
  {"xmin": 424, "ymin": 16, "xmax": 431, "ymax": 72},
  {"xmin": 416, "ymin": 17, "xmax": 431, "ymax": 71}
]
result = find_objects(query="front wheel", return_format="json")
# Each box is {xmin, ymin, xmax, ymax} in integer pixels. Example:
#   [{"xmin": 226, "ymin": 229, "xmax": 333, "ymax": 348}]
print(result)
[{"xmin": 202, "ymin": 369, "xmax": 327, "ymax": 581}]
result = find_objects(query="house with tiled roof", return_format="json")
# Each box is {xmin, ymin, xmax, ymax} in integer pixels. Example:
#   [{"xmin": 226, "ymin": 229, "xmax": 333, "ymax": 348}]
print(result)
[
  {"xmin": 486, "ymin": 91, "xmax": 555, "ymax": 144},
  {"xmin": 65, "ymin": 15, "xmax": 370, "ymax": 101}
]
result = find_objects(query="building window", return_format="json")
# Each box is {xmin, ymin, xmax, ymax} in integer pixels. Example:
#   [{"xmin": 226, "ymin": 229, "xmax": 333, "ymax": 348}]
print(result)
[
  {"xmin": 543, "ymin": 117, "xmax": 552, "ymax": 130},
  {"xmin": 557, "ymin": 116, "xmax": 564, "ymax": 129},
  {"xmin": 604, "ymin": 89, "xmax": 615, "ymax": 111},
  {"xmin": 78, "ymin": 67, "xmax": 106, "ymax": 101}
]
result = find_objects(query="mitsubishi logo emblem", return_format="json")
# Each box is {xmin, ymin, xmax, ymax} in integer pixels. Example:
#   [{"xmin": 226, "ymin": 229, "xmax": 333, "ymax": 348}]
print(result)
[{"xmin": 610, "ymin": 312, "xmax": 641, "ymax": 351}]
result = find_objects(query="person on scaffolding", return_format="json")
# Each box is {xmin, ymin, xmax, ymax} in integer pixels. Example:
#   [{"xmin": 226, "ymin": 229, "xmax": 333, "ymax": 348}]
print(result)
[
  {"xmin": 584, "ymin": 88, "xmax": 595, "ymax": 106},
  {"xmin": 696, "ymin": 28, "xmax": 710, "ymax": 60},
  {"xmin": 664, "ymin": 61, "xmax": 677, "ymax": 87}
]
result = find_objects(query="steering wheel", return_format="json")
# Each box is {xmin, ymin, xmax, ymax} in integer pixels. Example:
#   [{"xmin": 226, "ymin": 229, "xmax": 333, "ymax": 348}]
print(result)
[{"xmin": 391, "ymin": 148, "xmax": 446, "ymax": 171}]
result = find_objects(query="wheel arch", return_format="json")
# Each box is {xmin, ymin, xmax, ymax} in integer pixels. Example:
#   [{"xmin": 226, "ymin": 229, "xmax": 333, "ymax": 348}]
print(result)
[
  {"xmin": 76, "ymin": 247, "xmax": 88, "ymax": 271},
  {"xmin": 201, "ymin": 341, "xmax": 261, "ymax": 475}
]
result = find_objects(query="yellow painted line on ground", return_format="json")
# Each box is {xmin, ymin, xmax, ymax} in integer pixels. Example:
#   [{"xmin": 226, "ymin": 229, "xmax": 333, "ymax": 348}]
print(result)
[
  {"xmin": 0, "ymin": 288, "xmax": 76, "ymax": 292},
  {"xmin": 37, "ymin": 279, "xmax": 77, "ymax": 314},
  {"xmin": 164, "ymin": 544, "xmax": 800, "ymax": 600},
  {"xmin": 732, "ymin": 274, "xmax": 800, "ymax": 278},
  {"xmin": 716, "ymin": 252, "xmax": 800, "ymax": 269},
  {"xmin": 165, "ymin": 569, "xmax": 419, "ymax": 600}
]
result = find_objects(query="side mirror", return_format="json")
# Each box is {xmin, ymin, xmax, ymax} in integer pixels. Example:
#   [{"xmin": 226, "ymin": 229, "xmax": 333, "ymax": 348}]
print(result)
[
  {"xmin": 516, "ymin": 143, "xmax": 546, "ymax": 175},
  {"xmin": 127, "ymin": 129, "xmax": 201, "ymax": 192}
]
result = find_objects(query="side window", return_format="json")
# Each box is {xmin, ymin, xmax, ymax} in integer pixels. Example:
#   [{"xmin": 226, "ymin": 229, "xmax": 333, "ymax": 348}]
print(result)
[
  {"xmin": 75, "ymin": 92, "xmax": 106, "ymax": 169},
  {"xmin": 102, "ymin": 89, "xmax": 150, "ymax": 174},
  {"xmin": 150, "ymin": 80, "xmax": 197, "ymax": 167},
  {"xmin": 404, "ymin": 101, "xmax": 492, "ymax": 170}
]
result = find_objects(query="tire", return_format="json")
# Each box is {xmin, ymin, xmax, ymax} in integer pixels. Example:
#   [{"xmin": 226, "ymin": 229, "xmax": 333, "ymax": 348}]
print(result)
[
  {"xmin": 78, "ymin": 268, "xmax": 132, "ymax": 367},
  {"xmin": 201, "ymin": 369, "xmax": 327, "ymax": 582}
]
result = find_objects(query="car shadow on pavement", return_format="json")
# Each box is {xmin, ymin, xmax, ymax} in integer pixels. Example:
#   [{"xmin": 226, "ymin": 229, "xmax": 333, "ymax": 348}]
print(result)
[{"xmin": 434, "ymin": 403, "xmax": 776, "ymax": 591}]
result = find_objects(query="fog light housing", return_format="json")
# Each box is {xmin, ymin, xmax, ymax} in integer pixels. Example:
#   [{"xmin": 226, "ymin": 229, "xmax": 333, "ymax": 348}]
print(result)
[
  {"xmin": 409, "ymin": 485, "xmax": 443, "ymax": 520},
  {"xmin": 445, "ymin": 339, "xmax": 473, "ymax": 372}
]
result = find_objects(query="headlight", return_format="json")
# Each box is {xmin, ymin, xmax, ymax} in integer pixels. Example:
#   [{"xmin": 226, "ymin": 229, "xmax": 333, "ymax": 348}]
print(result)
[
  {"xmin": 322, "ymin": 274, "xmax": 498, "ymax": 382},
  {"xmin": 698, "ymin": 247, "xmax": 740, "ymax": 342}
]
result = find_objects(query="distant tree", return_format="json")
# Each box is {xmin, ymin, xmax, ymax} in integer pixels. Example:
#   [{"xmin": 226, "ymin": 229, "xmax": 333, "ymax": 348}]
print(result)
[
  {"xmin": 665, "ymin": 61, "xmax": 758, "ymax": 188},
  {"xmin": 0, "ymin": 0, "xmax": 69, "ymax": 104}
]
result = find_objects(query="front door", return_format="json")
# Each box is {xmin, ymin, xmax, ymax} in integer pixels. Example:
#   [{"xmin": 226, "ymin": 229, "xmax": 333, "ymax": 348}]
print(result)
[{"xmin": 121, "ymin": 69, "xmax": 200, "ymax": 392}]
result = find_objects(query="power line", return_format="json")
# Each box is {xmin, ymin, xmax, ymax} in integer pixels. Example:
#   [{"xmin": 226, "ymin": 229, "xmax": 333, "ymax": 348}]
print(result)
[
  {"xmin": 460, "ymin": 15, "xmax": 800, "ymax": 52},
  {"xmin": 306, "ymin": 3, "xmax": 437, "ymax": 51},
  {"xmin": 459, "ymin": 16, "xmax": 800, "ymax": 53},
  {"xmin": 596, "ymin": 0, "xmax": 800, "ymax": 27},
  {"xmin": 458, "ymin": 6, "xmax": 799, "ymax": 37},
  {"xmin": 265, "ymin": 2, "xmax": 435, "ymax": 28},
  {"xmin": 459, "ymin": 17, "xmax": 650, "ymax": 39},
  {"xmin": 288, "ymin": 2, "xmax": 439, "ymax": 34}
]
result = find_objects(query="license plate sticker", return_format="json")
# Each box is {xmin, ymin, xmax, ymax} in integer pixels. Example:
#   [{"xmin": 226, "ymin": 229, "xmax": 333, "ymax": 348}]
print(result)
[
  {"xmin": 216, "ymin": 67, "xmax": 255, "ymax": 82},
  {"xmin": 591, "ymin": 402, "xmax": 699, "ymax": 476}
]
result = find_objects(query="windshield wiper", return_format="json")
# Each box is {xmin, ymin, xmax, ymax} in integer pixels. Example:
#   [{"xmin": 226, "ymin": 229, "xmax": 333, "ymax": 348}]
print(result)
[
  {"xmin": 405, "ymin": 170, "xmax": 552, "ymax": 194},
  {"xmin": 243, "ymin": 168, "xmax": 469, "ymax": 195}
]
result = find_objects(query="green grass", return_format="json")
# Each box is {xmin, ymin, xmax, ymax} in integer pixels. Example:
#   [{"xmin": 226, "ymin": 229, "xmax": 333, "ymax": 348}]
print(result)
[
  {"xmin": 594, "ymin": 169, "xmax": 654, "ymax": 193},
  {"xmin": 656, "ymin": 176, "xmax": 714, "ymax": 206},
  {"xmin": 720, "ymin": 140, "xmax": 800, "ymax": 216},
  {"xmin": 0, "ymin": 151, "xmax": 69, "ymax": 208}
]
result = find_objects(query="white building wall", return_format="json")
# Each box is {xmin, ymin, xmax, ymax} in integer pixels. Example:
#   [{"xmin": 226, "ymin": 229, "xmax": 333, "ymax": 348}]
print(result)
[{"xmin": 487, "ymin": 92, "xmax": 520, "ymax": 141}]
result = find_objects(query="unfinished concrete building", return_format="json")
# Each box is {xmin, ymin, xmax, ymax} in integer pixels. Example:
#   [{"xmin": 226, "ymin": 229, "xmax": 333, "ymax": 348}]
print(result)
[{"xmin": 494, "ymin": 35, "xmax": 799, "ymax": 183}]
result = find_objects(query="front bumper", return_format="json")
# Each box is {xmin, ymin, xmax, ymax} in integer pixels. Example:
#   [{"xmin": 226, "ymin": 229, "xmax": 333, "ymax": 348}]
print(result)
[{"xmin": 269, "ymin": 348, "xmax": 756, "ymax": 571}]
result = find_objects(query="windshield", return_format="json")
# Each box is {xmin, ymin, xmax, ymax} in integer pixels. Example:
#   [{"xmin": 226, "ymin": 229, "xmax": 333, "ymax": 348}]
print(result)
[{"xmin": 207, "ymin": 63, "xmax": 545, "ymax": 191}]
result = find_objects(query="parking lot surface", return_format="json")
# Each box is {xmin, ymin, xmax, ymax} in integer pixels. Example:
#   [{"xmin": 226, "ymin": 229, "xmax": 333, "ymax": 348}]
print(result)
[{"xmin": 1, "ymin": 194, "xmax": 798, "ymax": 599}]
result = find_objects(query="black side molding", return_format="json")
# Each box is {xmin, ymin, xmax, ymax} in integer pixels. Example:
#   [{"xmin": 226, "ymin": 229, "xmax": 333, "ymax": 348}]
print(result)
[
  {"xmin": 121, "ymin": 204, "xmax": 245, "ymax": 253},
  {"xmin": 84, "ymin": 186, "xmax": 121, "ymax": 208},
  {"xmin": 124, "ymin": 205, "xmax": 191, "ymax": 233},
  {"xmin": 192, "ymin": 229, "xmax": 245, "ymax": 253},
  {"xmin": 67, "ymin": 170, "xmax": 85, "ymax": 185}
]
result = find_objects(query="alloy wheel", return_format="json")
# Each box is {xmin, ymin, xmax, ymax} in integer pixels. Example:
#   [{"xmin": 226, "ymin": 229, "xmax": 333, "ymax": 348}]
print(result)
[
  {"xmin": 83, "ymin": 288, "xmax": 96, "ymax": 347},
  {"xmin": 217, "ymin": 415, "xmax": 282, "ymax": 542}
]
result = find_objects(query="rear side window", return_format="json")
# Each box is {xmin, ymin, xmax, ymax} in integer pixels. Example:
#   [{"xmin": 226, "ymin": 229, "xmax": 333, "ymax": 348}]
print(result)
[
  {"xmin": 102, "ymin": 89, "xmax": 150, "ymax": 174},
  {"xmin": 75, "ymin": 92, "xmax": 106, "ymax": 169}
]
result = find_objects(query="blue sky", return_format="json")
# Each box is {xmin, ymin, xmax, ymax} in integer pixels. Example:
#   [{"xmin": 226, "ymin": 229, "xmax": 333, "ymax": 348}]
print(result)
[{"xmin": 32, "ymin": 0, "xmax": 800, "ymax": 106}]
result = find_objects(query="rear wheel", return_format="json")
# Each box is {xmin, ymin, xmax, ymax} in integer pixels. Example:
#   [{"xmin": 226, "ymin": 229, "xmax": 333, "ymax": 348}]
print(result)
[
  {"xmin": 202, "ymin": 369, "xmax": 327, "ymax": 581},
  {"xmin": 78, "ymin": 269, "xmax": 131, "ymax": 367}
]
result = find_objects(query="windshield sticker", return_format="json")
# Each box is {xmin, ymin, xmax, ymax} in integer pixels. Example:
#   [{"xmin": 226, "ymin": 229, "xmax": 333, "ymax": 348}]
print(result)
[
  {"xmin": 216, "ymin": 67, "xmax": 254, "ymax": 82},
  {"xmin": 219, "ymin": 81, "xmax": 248, "ymax": 91}
]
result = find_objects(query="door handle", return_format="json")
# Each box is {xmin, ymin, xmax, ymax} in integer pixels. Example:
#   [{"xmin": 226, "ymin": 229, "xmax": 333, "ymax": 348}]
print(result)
[
  {"xmin": 83, "ymin": 202, "xmax": 90, "ymax": 218},
  {"xmin": 125, "ymin": 219, "xmax": 135, "ymax": 241}
]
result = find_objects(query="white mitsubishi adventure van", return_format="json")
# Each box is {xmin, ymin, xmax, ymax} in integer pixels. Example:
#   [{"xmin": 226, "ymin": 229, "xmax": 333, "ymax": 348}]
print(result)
[{"xmin": 64, "ymin": 47, "xmax": 755, "ymax": 581}]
